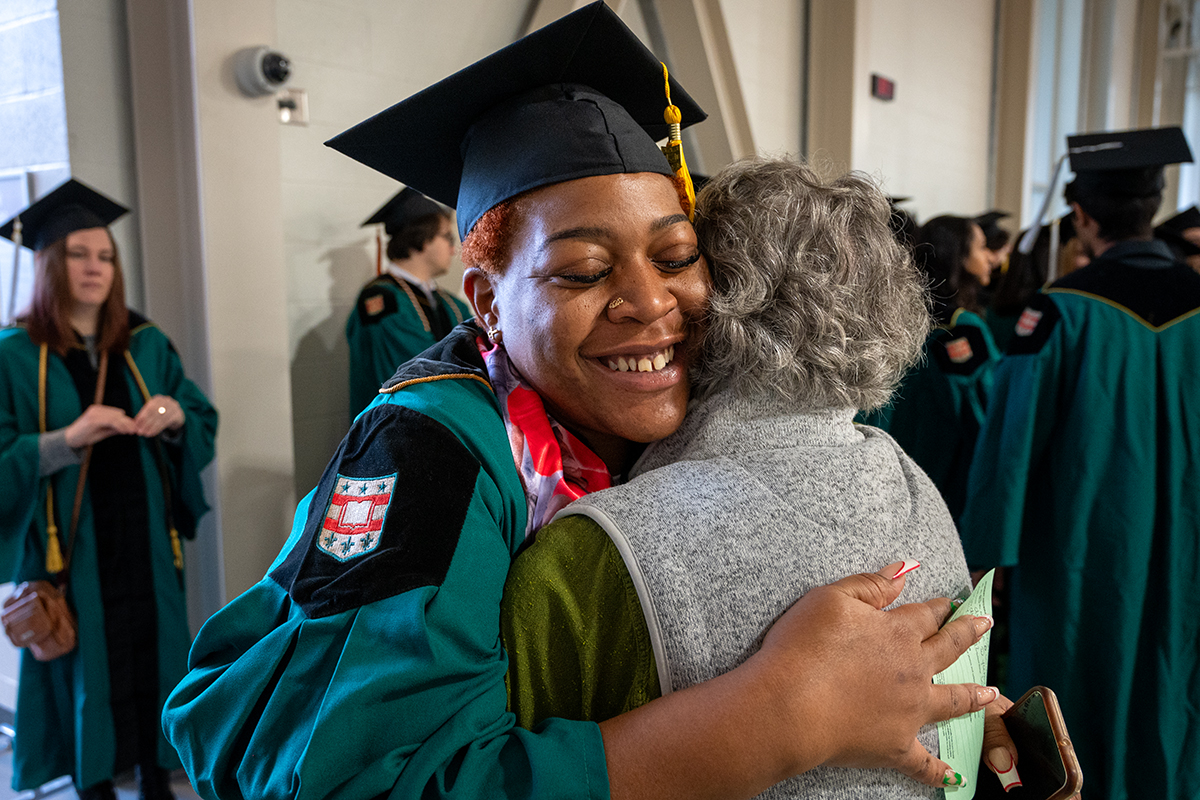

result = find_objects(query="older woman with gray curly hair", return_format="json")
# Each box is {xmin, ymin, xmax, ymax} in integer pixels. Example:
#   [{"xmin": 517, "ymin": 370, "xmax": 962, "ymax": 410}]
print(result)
[{"xmin": 501, "ymin": 156, "xmax": 1012, "ymax": 798}]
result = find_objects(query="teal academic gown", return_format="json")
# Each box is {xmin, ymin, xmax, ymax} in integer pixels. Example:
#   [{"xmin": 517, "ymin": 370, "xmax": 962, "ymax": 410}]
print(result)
[
  {"xmin": 859, "ymin": 308, "xmax": 1000, "ymax": 521},
  {"xmin": 0, "ymin": 317, "xmax": 217, "ymax": 791},
  {"xmin": 345, "ymin": 274, "xmax": 471, "ymax": 419},
  {"xmin": 960, "ymin": 240, "xmax": 1200, "ymax": 800},
  {"xmin": 163, "ymin": 324, "xmax": 609, "ymax": 800}
]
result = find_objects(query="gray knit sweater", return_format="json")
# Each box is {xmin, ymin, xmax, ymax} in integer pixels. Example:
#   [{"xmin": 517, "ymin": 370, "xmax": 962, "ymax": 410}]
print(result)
[{"xmin": 564, "ymin": 388, "xmax": 971, "ymax": 799}]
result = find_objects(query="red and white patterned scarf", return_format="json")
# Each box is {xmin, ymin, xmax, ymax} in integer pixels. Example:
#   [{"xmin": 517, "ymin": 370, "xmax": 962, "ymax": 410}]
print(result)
[{"xmin": 478, "ymin": 336, "xmax": 613, "ymax": 537}]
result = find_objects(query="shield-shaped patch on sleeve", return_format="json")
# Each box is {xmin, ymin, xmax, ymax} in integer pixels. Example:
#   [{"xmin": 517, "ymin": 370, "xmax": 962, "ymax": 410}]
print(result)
[{"xmin": 271, "ymin": 403, "xmax": 481, "ymax": 618}]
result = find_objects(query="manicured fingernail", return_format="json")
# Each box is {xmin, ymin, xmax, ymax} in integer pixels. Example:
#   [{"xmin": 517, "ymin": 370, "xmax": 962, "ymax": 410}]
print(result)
[
  {"xmin": 987, "ymin": 746, "xmax": 1022, "ymax": 791},
  {"xmin": 977, "ymin": 685, "xmax": 998, "ymax": 703},
  {"xmin": 890, "ymin": 560, "xmax": 921, "ymax": 579},
  {"xmin": 942, "ymin": 769, "xmax": 966, "ymax": 788},
  {"xmin": 975, "ymin": 614, "xmax": 995, "ymax": 631}
]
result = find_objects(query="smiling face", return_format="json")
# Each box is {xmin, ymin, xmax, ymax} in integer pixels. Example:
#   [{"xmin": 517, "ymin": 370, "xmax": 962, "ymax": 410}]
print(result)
[
  {"xmin": 64, "ymin": 227, "xmax": 116, "ymax": 313},
  {"xmin": 466, "ymin": 172, "xmax": 710, "ymax": 470}
]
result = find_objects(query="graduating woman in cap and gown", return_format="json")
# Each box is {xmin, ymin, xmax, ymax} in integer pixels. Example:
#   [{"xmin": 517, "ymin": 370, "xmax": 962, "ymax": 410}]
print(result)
[
  {"xmin": 859, "ymin": 215, "xmax": 1001, "ymax": 523},
  {"xmin": 346, "ymin": 188, "xmax": 470, "ymax": 418},
  {"xmin": 164, "ymin": 5, "xmax": 998, "ymax": 799},
  {"xmin": 962, "ymin": 127, "xmax": 1200, "ymax": 800},
  {"xmin": 0, "ymin": 180, "xmax": 217, "ymax": 800}
]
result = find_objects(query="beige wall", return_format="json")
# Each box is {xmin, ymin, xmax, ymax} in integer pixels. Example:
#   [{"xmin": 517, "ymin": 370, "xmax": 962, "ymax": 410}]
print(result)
[
  {"xmin": 808, "ymin": 0, "xmax": 996, "ymax": 221},
  {"xmin": 718, "ymin": 0, "xmax": 806, "ymax": 156},
  {"xmin": 859, "ymin": 0, "xmax": 995, "ymax": 218}
]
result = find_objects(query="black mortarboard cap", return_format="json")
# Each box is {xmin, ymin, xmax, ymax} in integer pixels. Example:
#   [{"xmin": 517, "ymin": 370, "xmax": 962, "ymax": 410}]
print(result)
[
  {"xmin": 888, "ymin": 196, "xmax": 912, "ymax": 207},
  {"xmin": 0, "ymin": 178, "xmax": 128, "ymax": 252},
  {"xmin": 361, "ymin": 187, "xmax": 447, "ymax": 235},
  {"xmin": 1156, "ymin": 205, "xmax": 1200, "ymax": 257},
  {"xmin": 1065, "ymin": 126, "xmax": 1194, "ymax": 199},
  {"xmin": 326, "ymin": 1, "xmax": 706, "ymax": 239},
  {"xmin": 974, "ymin": 210, "xmax": 1012, "ymax": 251}
]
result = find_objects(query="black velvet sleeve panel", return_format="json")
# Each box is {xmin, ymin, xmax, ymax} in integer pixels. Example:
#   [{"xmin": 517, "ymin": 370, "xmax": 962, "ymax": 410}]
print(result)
[
  {"xmin": 1051, "ymin": 259, "xmax": 1200, "ymax": 328},
  {"xmin": 270, "ymin": 403, "xmax": 480, "ymax": 619},
  {"xmin": 1005, "ymin": 293, "xmax": 1062, "ymax": 356},
  {"xmin": 930, "ymin": 323, "xmax": 993, "ymax": 375},
  {"xmin": 355, "ymin": 282, "xmax": 400, "ymax": 326}
]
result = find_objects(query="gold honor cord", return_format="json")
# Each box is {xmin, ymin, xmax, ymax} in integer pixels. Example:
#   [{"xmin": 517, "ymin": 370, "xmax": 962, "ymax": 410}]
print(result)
[
  {"xmin": 38, "ymin": 344, "xmax": 65, "ymax": 574},
  {"xmin": 660, "ymin": 62, "xmax": 696, "ymax": 220},
  {"xmin": 123, "ymin": 351, "xmax": 184, "ymax": 570},
  {"xmin": 440, "ymin": 291, "xmax": 466, "ymax": 326},
  {"xmin": 397, "ymin": 278, "xmax": 432, "ymax": 333}
]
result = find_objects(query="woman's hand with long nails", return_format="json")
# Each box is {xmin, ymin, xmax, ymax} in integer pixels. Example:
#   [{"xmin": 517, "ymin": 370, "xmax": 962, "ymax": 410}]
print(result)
[
  {"xmin": 63, "ymin": 404, "xmax": 137, "ymax": 448},
  {"xmin": 757, "ymin": 561, "xmax": 998, "ymax": 787},
  {"xmin": 983, "ymin": 694, "xmax": 1022, "ymax": 792},
  {"xmin": 133, "ymin": 394, "xmax": 185, "ymax": 437}
]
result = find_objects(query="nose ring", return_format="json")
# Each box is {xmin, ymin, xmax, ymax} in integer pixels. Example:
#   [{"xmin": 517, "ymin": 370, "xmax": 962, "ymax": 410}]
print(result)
[{"xmin": 608, "ymin": 297, "xmax": 625, "ymax": 310}]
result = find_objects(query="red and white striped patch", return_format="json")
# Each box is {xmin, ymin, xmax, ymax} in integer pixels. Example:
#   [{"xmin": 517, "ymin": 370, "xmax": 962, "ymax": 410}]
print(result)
[
  {"xmin": 1015, "ymin": 307, "xmax": 1043, "ymax": 337},
  {"xmin": 946, "ymin": 337, "xmax": 973, "ymax": 364},
  {"xmin": 317, "ymin": 473, "xmax": 396, "ymax": 561}
]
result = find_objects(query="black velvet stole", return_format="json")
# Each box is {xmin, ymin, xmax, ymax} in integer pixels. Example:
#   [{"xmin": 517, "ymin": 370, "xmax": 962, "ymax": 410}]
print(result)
[{"xmin": 62, "ymin": 344, "xmax": 161, "ymax": 772}]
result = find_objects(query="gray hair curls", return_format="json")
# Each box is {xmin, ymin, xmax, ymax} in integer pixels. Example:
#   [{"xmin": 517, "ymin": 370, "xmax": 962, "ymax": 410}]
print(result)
[{"xmin": 692, "ymin": 156, "xmax": 930, "ymax": 411}]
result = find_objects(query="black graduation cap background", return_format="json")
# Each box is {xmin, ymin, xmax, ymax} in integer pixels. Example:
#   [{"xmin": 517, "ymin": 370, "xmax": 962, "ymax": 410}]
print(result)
[
  {"xmin": 1156, "ymin": 205, "xmax": 1200, "ymax": 257},
  {"xmin": 327, "ymin": 0, "xmax": 706, "ymax": 239},
  {"xmin": 361, "ymin": 188, "xmax": 447, "ymax": 235},
  {"xmin": 0, "ymin": 178, "xmax": 128, "ymax": 252},
  {"xmin": 974, "ymin": 210, "xmax": 1010, "ymax": 228},
  {"xmin": 1065, "ymin": 126, "xmax": 1194, "ymax": 199},
  {"xmin": 974, "ymin": 210, "xmax": 1013, "ymax": 251}
]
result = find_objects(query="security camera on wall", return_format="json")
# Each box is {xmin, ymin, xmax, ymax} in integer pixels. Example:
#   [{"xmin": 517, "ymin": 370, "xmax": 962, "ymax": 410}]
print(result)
[{"xmin": 234, "ymin": 46, "xmax": 291, "ymax": 97}]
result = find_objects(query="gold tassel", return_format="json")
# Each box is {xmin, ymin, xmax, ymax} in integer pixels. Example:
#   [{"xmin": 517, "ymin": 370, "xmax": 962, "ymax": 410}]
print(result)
[
  {"xmin": 170, "ymin": 527, "xmax": 183, "ymax": 570},
  {"xmin": 659, "ymin": 62, "xmax": 696, "ymax": 220},
  {"xmin": 45, "ymin": 512, "xmax": 64, "ymax": 574}
]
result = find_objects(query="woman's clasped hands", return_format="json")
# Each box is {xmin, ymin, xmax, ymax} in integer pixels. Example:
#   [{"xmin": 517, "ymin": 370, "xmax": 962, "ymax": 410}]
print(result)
[{"xmin": 64, "ymin": 395, "xmax": 184, "ymax": 449}]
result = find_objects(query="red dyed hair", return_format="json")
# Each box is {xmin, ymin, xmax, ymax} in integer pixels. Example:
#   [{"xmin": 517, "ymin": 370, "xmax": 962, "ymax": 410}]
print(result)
[
  {"xmin": 22, "ymin": 229, "xmax": 130, "ymax": 356},
  {"xmin": 459, "ymin": 173, "xmax": 691, "ymax": 274}
]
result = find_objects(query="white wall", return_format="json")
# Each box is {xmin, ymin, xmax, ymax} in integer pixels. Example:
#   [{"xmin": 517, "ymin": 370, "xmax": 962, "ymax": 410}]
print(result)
[{"xmin": 855, "ymin": 0, "xmax": 995, "ymax": 220}]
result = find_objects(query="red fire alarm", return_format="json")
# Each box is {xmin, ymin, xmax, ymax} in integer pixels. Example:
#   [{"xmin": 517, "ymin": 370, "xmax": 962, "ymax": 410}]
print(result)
[{"xmin": 871, "ymin": 73, "xmax": 895, "ymax": 101}]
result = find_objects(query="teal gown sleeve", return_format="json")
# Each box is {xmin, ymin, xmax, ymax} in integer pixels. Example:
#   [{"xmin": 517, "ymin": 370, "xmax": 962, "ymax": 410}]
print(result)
[
  {"xmin": 163, "ymin": 378, "xmax": 609, "ymax": 800},
  {"xmin": 959, "ymin": 294, "xmax": 1065, "ymax": 567},
  {"xmin": 130, "ymin": 323, "xmax": 218, "ymax": 537},
  {"xmin": 860, "ymin": 309, "xmax": 1000, "ymax": 521},
  {"xmin": 346, "ymin": 282, "xmax": 431, "ymax": 419},
  {"xmin": 0, "ymin": 328, "xmax": 55, "ymax": 580}
]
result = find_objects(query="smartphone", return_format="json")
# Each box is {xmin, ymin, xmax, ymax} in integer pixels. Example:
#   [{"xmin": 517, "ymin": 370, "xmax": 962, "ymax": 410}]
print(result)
[{"xmin": 974, "ymin": 686, "xmax": 1082, "ymax": 800}]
